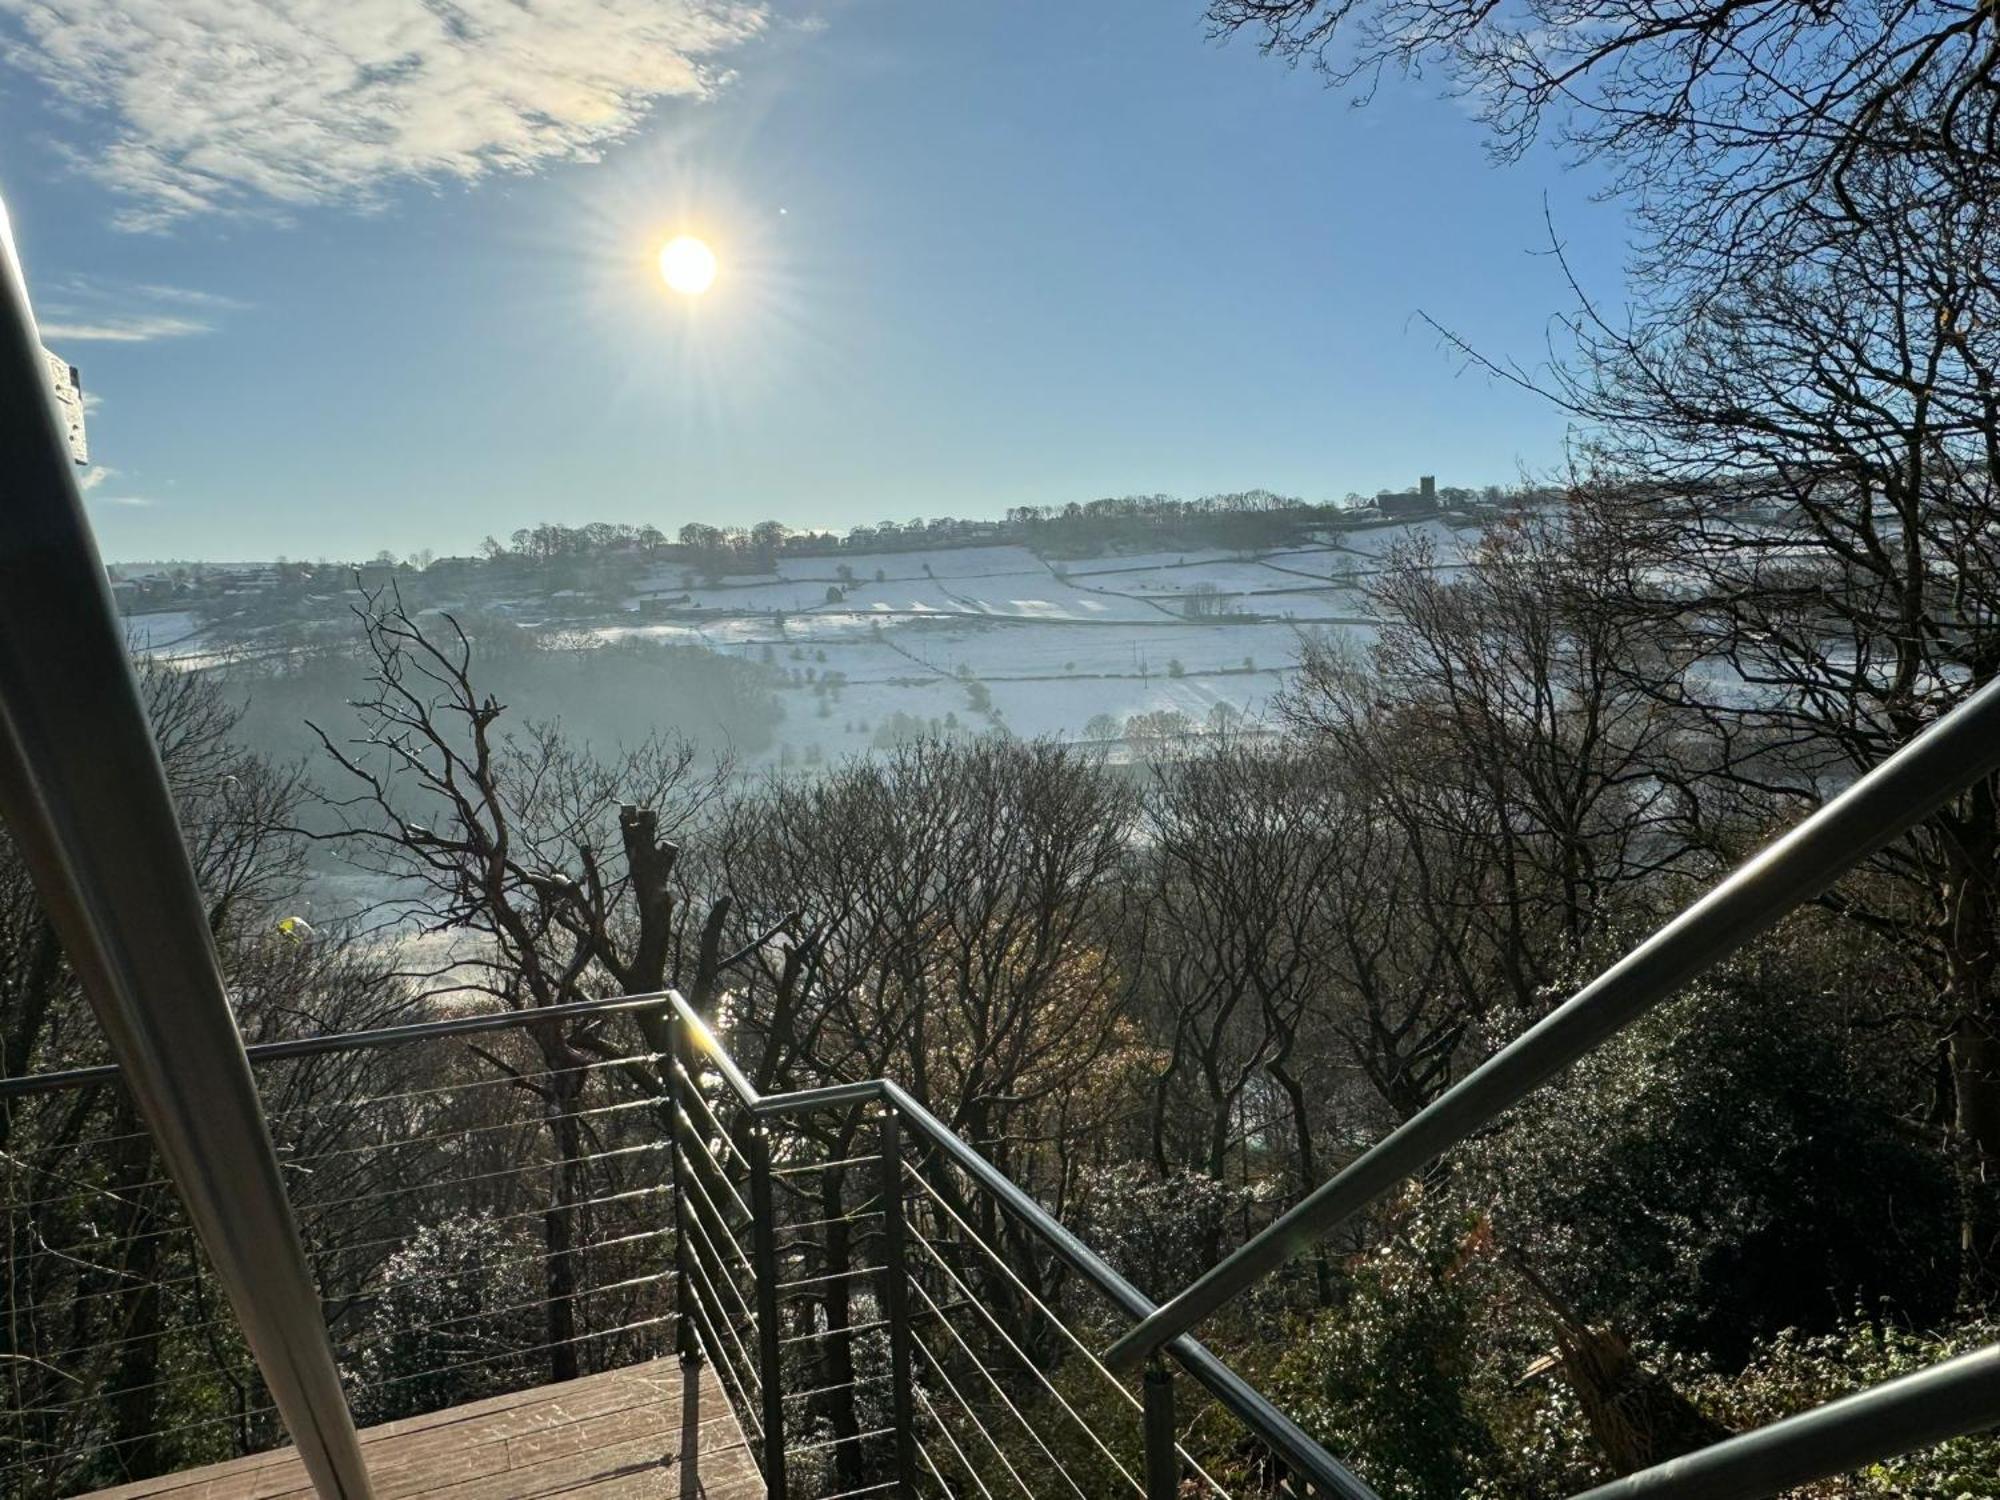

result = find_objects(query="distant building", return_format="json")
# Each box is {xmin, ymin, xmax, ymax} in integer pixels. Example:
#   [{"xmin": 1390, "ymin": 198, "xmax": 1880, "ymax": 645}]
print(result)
[{"xmin": 1375, "ymin": 475, "xmax": 1441, "ymax": 518}]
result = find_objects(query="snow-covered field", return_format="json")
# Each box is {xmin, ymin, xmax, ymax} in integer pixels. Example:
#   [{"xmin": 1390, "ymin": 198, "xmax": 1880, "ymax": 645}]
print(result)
[
  {"xmin": 674, "ymin": 539, "xmax": 1432, "ymax": 766},
  {"xmin": 772, "ymin": 545, "xmax": 1043, "ymax": 581},
  {"xmin": 1324, "ymin": 519, "xmax": 1476, "ymax": 561},
  {"xmin": 1078, "ymin": 560, "xmax": 1310, "ymax": 595},
  {"xmin": 123, "ymin": 610, "xmax": 209, "ymax": 657},
  {"xmin": 877, "ymin": 619, "xmax": 1344, "ymax": 678}
]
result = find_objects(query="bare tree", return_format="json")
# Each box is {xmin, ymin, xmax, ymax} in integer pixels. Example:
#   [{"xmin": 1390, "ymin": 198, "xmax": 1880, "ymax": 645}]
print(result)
[
  {"xmin": 0, "ymin": 659, "xmax": 417, "ymax": 1490},
  {"xmin": 1284, "ymin": 516, "xmax": 1686, "ymax": 1027},
  {"xmin": 712, "ymin": 739, "xmax": 1134, "ymax": 1485},
  {"xmin": 1133, "ymin": 742, "xmax": 1362, "ymax": 1291},
  {"xmin": 1208, "ymin": 0, "xmax": 1995, "ymax": 289},
  {"xmin": 307, "ymin": 586, "xmax": 747, "ymax": 1378},
  {"xmin": 1493, "ymin": 144, "xmax": 2000, "ymax": 1288}
]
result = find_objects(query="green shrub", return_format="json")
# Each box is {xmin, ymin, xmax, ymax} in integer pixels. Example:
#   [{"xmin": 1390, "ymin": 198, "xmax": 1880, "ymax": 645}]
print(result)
[{"xmin": 1688, "ymin": 1317, "xmax": 2000, "ymax": 1498}]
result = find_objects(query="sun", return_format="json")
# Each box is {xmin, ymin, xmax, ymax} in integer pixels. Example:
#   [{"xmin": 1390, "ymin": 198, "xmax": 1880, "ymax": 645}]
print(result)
[{"xmin": 658, "ymin": 235, "xmax": 717, "ymax": 296}]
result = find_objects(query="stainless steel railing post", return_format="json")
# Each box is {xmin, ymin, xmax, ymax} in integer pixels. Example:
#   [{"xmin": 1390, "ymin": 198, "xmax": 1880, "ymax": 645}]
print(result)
[
  {"xmin": 0, "ymin": 197, "xmax": 373, "ymax": 1498},
  {"xmin": 668, "ymin": 1013, "xmax": 699, "ymax": 1367},
  {"xmin": 1142, "ymin": 1357, "xmax": 1180, "ymax": 1500},
  {"xmin": 745, "ymin": 1118, "xmax": 790, "ymax": 1499},
  {"xmin": 877, "ymin": 1103, "xmax": 920, "ymax": 1499}
]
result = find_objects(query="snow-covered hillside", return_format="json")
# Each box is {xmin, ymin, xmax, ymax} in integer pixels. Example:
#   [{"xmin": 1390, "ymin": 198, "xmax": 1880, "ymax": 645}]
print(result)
[{"xmin": 607, "ymin": 530, "xmax": 1468, "ymax": 766}]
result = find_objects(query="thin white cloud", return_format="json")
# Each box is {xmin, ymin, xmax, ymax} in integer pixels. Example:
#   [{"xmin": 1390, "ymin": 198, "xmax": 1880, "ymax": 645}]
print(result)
[
  {"xmin": 35, "ymin": 274, "xmax": 242, "ymax": 340},
  {"xmin": 130, "ymin": 282, "xmax": 251, "ymax": 310},
  {"xmin": 97, "ymin": 494, "xmax": 156, "ymax": 508},
  {"xmin": 39, "ymin": 313, "xmax": 210, "ymax": 342},
  {"xmin": 79, "ymin": 462, "xmax": 116, "ymax": 490},
  {"xmin": 0, "ymin": 0, "xmax": 769, "ymax": 229}
]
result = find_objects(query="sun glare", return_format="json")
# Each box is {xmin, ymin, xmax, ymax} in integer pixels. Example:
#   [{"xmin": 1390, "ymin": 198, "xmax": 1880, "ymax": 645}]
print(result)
[{"xmin": 658, "ymin": 235, "xmax": 717, "ymax": 296}]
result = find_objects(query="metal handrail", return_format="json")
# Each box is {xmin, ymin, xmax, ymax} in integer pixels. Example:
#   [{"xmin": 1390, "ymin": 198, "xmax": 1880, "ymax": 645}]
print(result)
[
  {"xmin": 662, "ymin": 989, "xmax": 1382, "ymax": 1500},
  {"xmin": 1571, "ymin": 1344, "xmax": 2000, "ymax": 1500},
  {"xmin": 0, "ymin": 196, "xmax": 373, "ymax": 1499},
  {"xmin": 666, "ymin": 685, "xmax": 2000, "ymax": 1498},
  {"xmin": 0, "ymin": 990, "xmax": 677, "ymax": 1097},
  {"xmin": 1107, "ymin": 674, "xmax": 2000, "ymax": 1371}
]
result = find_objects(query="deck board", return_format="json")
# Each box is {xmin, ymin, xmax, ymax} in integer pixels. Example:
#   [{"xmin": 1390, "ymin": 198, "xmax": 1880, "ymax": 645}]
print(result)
[{"xmin": 79, "ymin": 1359, "xmax": 760, "ymax": 1500}]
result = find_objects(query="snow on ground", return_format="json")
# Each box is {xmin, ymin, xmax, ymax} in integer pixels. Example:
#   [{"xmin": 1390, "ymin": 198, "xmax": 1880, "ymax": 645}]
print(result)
[
  {"xmin": 682, "ymin": 577, "xmax": 852, "ymax": 612},
  {"xmin": 755, "ymin": 662, "xmax": 1288, "ymax": 769},
  {"xmin": 777, "ymin": 673, "xmax": 972, "ymax": 745},
  {"xmin": 1259, "ymin": 548, "xmax": 1367, "ymax": 580},
  {"xmin": 772, "ymin": 545, "xmax": 1043, "ymax": 582},
  {"xmin": 565, "ymin": 535, "xmax": 1428, "ymax": 768},
  {"xmin": 839, "ymin": 572, "xmax": 1173, "ymax": 623},
  {"xmin": 881, "ymin": 620, "xmax": 1347, "ymax": 678},
  {"xmin": 123, "ymin": 610, "xmax": 209, "ymax": 657},
  {"xmin": 721, "ymin": 636, "xmax": 915, "ymax": 683},
  {"xmin": 1058, "ymin": 548, "xmax": 1259, "ymax": 576},
  {"xmin": 1076, "ymin": 560, "xmax": 1310, "ymax": 596},
  {"xmin": 1325, "ymin": 519, "xmax": 1480, "ymax": 560},
  {"xmin": 141, "ymin": 522, "xmax": 1489, "ymax": 774},
  {"xmin": 760, "ymin": 611, "xmax": 906, "ymax": 642},
  {"xmin": 591, "ymin": 622, "xmax": 712, "ymax": 647},
  {"xmin": 1244, "ymin": 589, "xmax": 1372, "ymax": 621},
  {"xmin": 697, "ymin": 617, "xmax": 798, "ymax": 645}
]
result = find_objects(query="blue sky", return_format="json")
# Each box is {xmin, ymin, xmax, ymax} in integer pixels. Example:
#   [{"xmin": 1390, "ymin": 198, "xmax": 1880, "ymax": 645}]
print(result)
[{"xmin": 0, "ymin": 1, "xmax": 1626, "ymax": 562}]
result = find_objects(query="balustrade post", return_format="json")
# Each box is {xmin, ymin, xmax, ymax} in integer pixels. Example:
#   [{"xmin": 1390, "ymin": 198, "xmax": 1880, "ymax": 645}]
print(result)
[
  {"xmin": 746, "ymin": 1120, "xmax": 790, "ymax": 1499},
  {"xmin": 1144, "ymin": 1356, "xmax": 1180, "ymax": 1500},
  {"xmin": 876, "ymin": 1104, "xmax": 919, "ymax": 1498},
  {"xmin": 666, "ymin": 1013, "xmax": 697, "ymax": 1367}
]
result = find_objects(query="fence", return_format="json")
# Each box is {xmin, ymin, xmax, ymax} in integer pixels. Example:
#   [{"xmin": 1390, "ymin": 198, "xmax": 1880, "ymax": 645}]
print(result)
[
  {"xmin": 662, "ymin": 993, "xmax": 1375, "ymax": 1500},
  {"xmin": 0, "ymin": 995, "xmax": 678, "ymax": 1498}
]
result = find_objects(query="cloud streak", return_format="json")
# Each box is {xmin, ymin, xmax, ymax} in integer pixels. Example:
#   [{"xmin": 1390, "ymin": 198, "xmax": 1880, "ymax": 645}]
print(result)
[
  {"xmin": 0, "ymin": 0, "xmax": 768, "ymax": 229},
  {"xmin": 38, "ymin": 313, "xmax": 211, "ymax": 342}
]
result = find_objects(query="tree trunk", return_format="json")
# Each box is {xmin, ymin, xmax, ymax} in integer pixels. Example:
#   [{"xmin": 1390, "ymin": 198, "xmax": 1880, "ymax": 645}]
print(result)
[
  {"xmin": 105, "ymin": 1107, "xmax": 169, "ymax": 1480},
  {"xmin": 1269, "ymin": 1060, "xmax": 1333, "ymax": 1306},
  {"xmin": 1945, "ymin": 864, "xmax": 2000, "ymax": 1305},
  {"xmin": 810, "ymin": 1166, "xmax": 864, "ymax": 1493},
  {"xmin": 0, "ymin": 921, "xmax": 64, "ymax": 1153},
  {"xmin": 544, "ymin": 1069, "xmax": 586, "ymax": 1383}
]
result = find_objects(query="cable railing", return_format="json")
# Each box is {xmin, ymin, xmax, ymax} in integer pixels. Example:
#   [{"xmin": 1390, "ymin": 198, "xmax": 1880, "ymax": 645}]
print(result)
[
  {"xmin": 661, "ymin": 993, "xmax": 1376, "ymax": 1500},
  {"xmin": 0, "ymin": 994, "xmax": 678, "ymax": 1499},
  {"xmin": 7, "ymin": 140, "xmax": 2000, "ymax": 1500},
  {"xmin": 0, "ymin": 194, "xmax": 370, "ymax": 1496}
]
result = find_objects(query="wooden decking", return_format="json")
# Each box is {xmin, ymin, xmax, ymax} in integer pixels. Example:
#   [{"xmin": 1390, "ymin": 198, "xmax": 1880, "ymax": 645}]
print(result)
[{"xmin": 82, "ymin": 1358, "xmax": 759, "ymax": 1500}]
